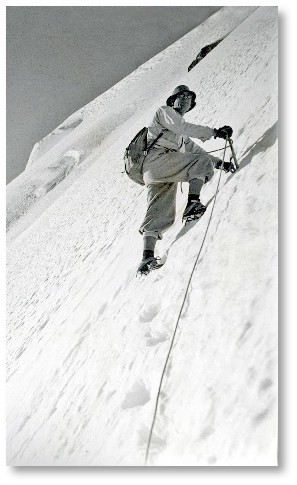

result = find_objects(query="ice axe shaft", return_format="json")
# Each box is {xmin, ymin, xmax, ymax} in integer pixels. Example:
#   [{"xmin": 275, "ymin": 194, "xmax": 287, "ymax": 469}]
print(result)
[{"xmin": 227, "ymin": 137, "xmax": 239, "ymax": 171}]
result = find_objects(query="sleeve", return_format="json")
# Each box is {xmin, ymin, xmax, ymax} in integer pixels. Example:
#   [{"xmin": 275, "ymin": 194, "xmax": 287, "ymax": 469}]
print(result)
[{"xmin": 156, "ymin": 106, "xmax": 215, "ymax": 142}]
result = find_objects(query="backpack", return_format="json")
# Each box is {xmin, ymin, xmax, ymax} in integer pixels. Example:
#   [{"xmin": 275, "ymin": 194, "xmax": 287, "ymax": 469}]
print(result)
[{"xmin": 124, "ymin": 128, "xmax": 164, "ymax": 185}]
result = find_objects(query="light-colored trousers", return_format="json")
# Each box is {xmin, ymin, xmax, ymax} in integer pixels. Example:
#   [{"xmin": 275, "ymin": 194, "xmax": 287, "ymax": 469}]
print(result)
[{"xmin": 139, "ymin": 147, "xmax": 221, "ymax": 239}]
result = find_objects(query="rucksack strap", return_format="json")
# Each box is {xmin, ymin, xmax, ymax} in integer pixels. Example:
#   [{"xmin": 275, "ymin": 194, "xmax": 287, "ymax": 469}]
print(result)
[{"xmin": 146, "ymin": 129, "xmax": 166, "ymax": 152}]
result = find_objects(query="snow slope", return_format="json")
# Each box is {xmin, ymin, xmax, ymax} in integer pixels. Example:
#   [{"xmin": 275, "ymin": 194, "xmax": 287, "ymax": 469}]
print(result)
[
  {"xmin": 6, "ymin": 6, "xmax": 256, "ymax": 239},
  {"xmin": 6, "ymin": 6, "xmax": 278, "ymax": 466}
]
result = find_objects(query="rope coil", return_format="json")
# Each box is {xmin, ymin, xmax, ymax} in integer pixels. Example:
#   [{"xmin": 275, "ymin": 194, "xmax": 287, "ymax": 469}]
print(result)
[{"xmin": 144, "ymin": 139, "xmax": 229, "ymax": 465}]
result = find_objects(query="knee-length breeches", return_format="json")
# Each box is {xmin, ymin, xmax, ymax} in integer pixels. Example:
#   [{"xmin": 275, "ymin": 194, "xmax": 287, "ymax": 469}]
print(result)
[
  {"xmin": 139, "ymin": 182, "xmax": 178, "ymax": 239},
  {"xmin": 139, "ymin": 147, "xmax": 220, "ymax": 239}
]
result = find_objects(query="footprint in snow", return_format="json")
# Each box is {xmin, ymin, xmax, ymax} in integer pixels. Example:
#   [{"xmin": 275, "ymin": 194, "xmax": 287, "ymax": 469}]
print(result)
[
  {"xmin": 139, "ymin": 303, "xmax": 160, "ymax": 323},
  {"xmin": 121, "ymin": 380, "xmax": 150, "ymax": 409},
  {"xmin": 258, "ymin": 377, "xmax": 273, "ymax": 393},
  {"xmin": 199, "ymin": 425, "xmax": 215, "ymax": 441},
  {"xmin": 137, "ymin": 426, "xmax": 150, "ymax": 448},
  {"xmin": 137, "ymin": 425, "xmax": 166, "ymax": 451},
  {"xmin": 253, "ymin": 407, "xmax": 270, "ymax": 426},
  {"xmin": 145, "ymin": 331, "xmax": 168, "ymax": 347}
]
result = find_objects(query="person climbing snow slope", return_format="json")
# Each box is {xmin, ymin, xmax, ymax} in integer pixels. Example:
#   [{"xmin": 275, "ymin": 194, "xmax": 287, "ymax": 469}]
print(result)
[{"xmin": 137, "ymin": 85, "xmax": 233, "ymax": 276}]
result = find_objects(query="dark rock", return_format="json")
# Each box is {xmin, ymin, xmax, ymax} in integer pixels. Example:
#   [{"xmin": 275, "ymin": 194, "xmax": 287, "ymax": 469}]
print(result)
[{"xmin": 188, "ymin": 37, "xmax": 225, "ymax": 71}]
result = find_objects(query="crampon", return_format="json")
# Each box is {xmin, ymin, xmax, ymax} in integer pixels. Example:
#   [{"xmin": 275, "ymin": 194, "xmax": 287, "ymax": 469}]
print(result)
[
  {"xmin": 136, "ymin": 256, "xmax": 164, "ymax": 276},
  {"xmin": 182, "ymin": 200, "xmax": 206, "ymax": 225}
]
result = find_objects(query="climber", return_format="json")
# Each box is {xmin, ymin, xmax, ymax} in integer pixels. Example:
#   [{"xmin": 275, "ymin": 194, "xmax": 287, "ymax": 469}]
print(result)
[{"xmin": 137, "ymin": 85, "xmax": 233, "ymax": 275}]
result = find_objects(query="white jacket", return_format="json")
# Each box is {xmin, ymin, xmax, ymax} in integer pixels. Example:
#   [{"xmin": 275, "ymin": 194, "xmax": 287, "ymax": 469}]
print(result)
[{"xmin": 147, "ymin": 106, "xmax": 214, "ymax": 152}]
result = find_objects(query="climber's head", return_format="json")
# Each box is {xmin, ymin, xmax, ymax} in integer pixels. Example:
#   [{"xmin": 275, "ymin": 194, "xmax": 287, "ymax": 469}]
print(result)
[{"xmin": 166, "ymin": 85, "xmax": 196, "ymax": 113}]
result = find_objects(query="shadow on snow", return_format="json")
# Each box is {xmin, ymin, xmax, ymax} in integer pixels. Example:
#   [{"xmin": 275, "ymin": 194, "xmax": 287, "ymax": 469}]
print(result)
[{"xmin": 162, "ymin": 121, "xmax": 278, "ymax": 262}]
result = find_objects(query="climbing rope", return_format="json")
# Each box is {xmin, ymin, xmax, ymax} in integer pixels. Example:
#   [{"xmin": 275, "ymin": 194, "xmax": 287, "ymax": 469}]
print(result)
[
  {"xmin": 180, "ymin": 144, "xmax": 229, "ymax": 193},
  {"xmin": 206, "ymin": 144, "xmax": 230, "ymax": 154},
  {"xmin": 144, "ymin": 139, "xmax": 229, "ymax": 465}
]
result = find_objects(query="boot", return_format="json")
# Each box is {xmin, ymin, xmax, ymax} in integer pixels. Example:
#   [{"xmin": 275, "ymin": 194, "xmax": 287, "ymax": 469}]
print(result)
[
  {"xmin": 137, "ymin": 251, "xmax": 163, "ymax": 276},
  {"xmin": 182, "ymin": 198, "xmax": 206, "ymax": 223}
]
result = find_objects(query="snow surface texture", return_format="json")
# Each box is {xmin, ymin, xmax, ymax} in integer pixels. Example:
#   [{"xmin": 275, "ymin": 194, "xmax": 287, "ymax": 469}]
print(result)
[
  {"xmin": 6, "ymin": 6, "xmax": 256, "ymax": 239},
  {"xmin": 7, "ymin": 6, "xmax": 278, "ymax": 466}
]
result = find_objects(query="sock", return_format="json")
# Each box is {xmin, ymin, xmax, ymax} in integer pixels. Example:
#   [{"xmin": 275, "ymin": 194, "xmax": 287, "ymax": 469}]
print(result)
[
  {"xmin": 189, "ymin": 178, "xmax": 204, "ymax": 199},
  {"xmin": 143, "ymin": 235, "xmax": 157, "ymax": 260},
  {"xmin": 143, "ymin": 250, "xmax": 154, "ymax": 260},
  {"xmin": 187, "ymin": 194, "xmax": 200, "ymax": 203}
]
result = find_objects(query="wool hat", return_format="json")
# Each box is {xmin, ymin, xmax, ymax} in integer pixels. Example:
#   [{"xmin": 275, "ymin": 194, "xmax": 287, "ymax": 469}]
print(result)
[{"xmin": 166, "ymin": 85, "xmax": 196, "ymax": 112}]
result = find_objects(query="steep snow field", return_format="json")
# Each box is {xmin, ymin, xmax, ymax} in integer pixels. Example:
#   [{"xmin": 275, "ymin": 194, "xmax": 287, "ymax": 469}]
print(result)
[
  {"xmin": 6, "ymin": 6, "xmax": 256, "ymax": 239},
  {"xmin": 7, "ymin": 6, "xmax": 277, "ymax": 466}
]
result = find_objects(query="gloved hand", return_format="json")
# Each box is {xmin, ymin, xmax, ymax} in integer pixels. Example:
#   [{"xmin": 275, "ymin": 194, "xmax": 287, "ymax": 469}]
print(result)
[
  {"xmin": 214, "ymin": 125, "xmax": 233, "ymax": 139},
  {"xmin": 215, "ymin": 160, "xmax": 236, "ymax": 173}
]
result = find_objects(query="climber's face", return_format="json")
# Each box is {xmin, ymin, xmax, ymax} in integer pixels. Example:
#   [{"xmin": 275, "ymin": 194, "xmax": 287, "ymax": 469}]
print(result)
[{"xmin": 173, "ymin": 92, "xmax": 192, "ymax": 114}]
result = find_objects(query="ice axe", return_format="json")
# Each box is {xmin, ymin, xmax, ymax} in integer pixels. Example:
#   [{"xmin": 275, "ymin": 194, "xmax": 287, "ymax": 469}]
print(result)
[{"xmin": 227, "ymin": 136, "xmax": 239, "ymax": 171}]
